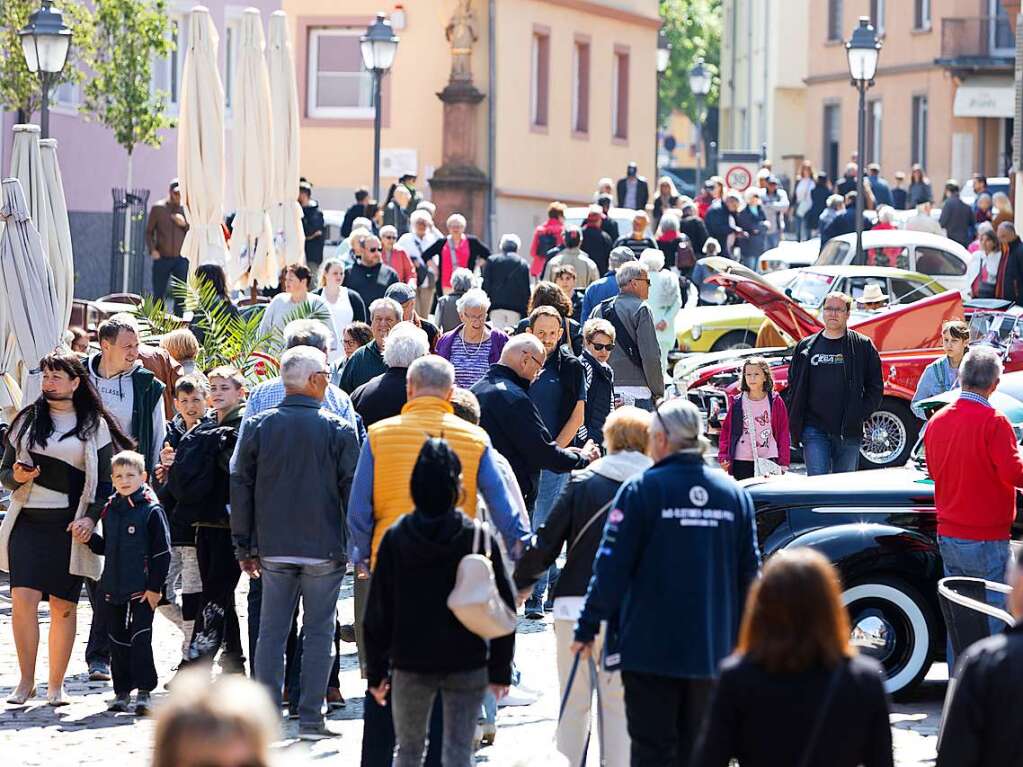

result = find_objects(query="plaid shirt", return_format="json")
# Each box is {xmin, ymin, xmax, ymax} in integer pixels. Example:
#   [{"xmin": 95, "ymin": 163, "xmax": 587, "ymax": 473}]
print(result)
[{"xmin": 241, "ymin": 379, "xmax": 361, "ymax": 440}]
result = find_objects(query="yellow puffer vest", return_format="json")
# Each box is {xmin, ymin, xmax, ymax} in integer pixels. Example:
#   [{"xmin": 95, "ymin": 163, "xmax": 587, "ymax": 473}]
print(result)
[{"xmin": 367, "ymin": 396, "xmax": 488, "ymax": 568}]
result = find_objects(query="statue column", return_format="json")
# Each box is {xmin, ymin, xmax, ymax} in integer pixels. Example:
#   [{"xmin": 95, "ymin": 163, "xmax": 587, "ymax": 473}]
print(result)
[{"xmin": 428, "ymin": 1, "xmax": 489, "ymax": 235}]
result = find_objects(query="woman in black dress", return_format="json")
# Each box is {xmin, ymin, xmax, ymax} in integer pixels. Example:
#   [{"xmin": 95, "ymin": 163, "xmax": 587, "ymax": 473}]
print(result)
[{"xmin": 0, "ymin": 353, "xmax": 130, "ymax": 705}]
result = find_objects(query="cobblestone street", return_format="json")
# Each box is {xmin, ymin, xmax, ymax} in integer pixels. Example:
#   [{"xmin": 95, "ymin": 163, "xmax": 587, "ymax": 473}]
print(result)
[{"xmin": 0, "ymin": 572, "xmax": 945, "ymax": 766}]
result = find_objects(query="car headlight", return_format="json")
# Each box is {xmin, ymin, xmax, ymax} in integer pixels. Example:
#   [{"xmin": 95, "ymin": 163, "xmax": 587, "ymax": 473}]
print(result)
[{"xmin": 691, "ymin": 324, "xmax": 702, "ymax": 340}]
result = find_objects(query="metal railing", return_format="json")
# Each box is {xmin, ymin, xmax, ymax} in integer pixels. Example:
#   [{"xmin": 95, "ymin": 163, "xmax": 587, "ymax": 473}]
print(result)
[{"xmin": 940, "ymin": 16, "xmax": 1015, "ymax": 61}]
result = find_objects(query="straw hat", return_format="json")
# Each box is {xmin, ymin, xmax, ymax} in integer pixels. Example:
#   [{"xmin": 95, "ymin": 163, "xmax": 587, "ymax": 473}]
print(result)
[{"xmin": 857, "ymin": 283, "xmax": 888, "ymax": 304}]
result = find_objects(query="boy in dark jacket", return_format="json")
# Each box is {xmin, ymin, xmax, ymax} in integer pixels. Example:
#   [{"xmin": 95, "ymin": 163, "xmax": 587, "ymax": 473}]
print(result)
[{"xmin": 87, "ymin": 450, "xmax": 171, "ymax": 715}]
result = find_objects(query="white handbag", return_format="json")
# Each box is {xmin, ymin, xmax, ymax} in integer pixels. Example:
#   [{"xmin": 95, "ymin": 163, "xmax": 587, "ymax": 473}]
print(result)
[
  {"xmin": 447, "ymin": 519, "xmax": 517, "ymax": 640},
  {"xmin": 745, "ymin": 397, "xmax": 783, "ymax": 477}
]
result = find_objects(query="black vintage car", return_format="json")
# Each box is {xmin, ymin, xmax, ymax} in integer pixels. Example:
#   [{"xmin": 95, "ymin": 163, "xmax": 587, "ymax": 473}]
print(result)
[{"xmin": 744, "ymin": 372, "xmax": 1023, "ymax": 697}]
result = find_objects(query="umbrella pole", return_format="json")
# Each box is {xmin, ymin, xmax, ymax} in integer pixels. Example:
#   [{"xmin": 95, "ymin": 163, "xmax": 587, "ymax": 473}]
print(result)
[{"xmin": 121, "ymin": 155, "xmax": 134, "ymax": 294}]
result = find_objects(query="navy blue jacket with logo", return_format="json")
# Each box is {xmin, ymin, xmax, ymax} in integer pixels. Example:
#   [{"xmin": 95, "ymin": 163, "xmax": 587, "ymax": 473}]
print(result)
[
  {"xmin": 88, "ymin": 486, "xmax": 172, "ymax": 604},
  {"xmin": 575, "ymin": 453, "xmax": 761, "ymax": 679}
]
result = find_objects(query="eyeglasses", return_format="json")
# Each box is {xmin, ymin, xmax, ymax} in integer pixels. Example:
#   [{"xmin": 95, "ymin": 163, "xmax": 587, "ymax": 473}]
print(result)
[
  {"xmin": 463, "ymin": 312, "xmax": 487, "ymax": 322},
  {"xmin": 528, "ymin": 354, "xmax": 545, "ymax": 368},
  {"xmin": 312, "ymin": 370, "xmax": 330, "ymax": 378},
  {"xmin": 382, "ymin": 235, "xmax": 396, "ymax": 240},
  {"xmin": 590, "ymin": 342, "xmax": 615, "ymax": 352},
  {"xmin": 633, "ymin": 278, "xmax": 650, "ymax": 285},
  {"xmin": 367, "ymin": 246, "xmax": 382, "ymax": 252}
]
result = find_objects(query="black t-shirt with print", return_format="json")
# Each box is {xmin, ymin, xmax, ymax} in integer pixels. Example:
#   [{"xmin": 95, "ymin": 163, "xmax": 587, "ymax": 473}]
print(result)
[{"xmin": 806, "ymin": 335, "xmax": 847, "ymax": 436}]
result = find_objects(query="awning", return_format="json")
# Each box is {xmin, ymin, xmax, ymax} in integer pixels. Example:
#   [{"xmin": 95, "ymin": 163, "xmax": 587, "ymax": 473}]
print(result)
[{"xmin": 954, "ymin": 78, "xmax": 1014, "ymax": 118}]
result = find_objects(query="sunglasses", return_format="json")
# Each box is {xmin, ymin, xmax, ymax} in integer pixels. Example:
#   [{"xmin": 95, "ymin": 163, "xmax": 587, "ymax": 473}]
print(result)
[
  {"xmin": 590, "ymin": 342, "xmax": 615, "ymax": 352},
  {"xmin": 367, "ymin": 246, "xmax": 382, "ymax": 252}
]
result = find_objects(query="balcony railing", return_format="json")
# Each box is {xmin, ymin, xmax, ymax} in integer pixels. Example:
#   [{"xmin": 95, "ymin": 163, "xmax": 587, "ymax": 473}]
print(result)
[{"xmin": 940, "ymin": 17, "xmax": 1015, "ymax": 63}]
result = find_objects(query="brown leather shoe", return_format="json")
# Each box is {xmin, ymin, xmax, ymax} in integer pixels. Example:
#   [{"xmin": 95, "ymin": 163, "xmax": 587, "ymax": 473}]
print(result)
[{"xmin": 326, "ymin": 687, "xmax": 346, "ymax": 709}]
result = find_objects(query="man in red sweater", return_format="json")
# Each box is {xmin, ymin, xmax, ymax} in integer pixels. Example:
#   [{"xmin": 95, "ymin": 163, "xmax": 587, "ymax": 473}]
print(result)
[{"xmin": 925, "ymin": 346, "xmax": 1023, "ymax": 645}]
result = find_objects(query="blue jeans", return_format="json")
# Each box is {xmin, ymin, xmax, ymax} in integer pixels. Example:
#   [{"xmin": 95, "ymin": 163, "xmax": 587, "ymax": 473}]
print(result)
[
  {"xmin": 938, "ymin": 536, "xmax": 1010, "ymax": 663},
  {"xmin": 528, "ymin": 470, "xmax": 570, "ymax": 606},
  {"xmin": 801, "ymin": 424, "xmax": 862, "ymax": 476},
  {"xmin": 255, "ymin": 559, "xmax": 345, "ymax": 726}
]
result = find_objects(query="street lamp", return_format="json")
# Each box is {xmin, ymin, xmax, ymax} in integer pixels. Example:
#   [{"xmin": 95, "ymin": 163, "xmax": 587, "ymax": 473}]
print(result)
[
  {"xmin": 19, "ymin": 0, "xmax": 73, "ymax": 139},
  {"xmin": 846, "ymin": 16, "xmax": 881, "ymax": 263},
  {"xmin": 688, "ymin": 58, "xmax": 711, "ymax": 192},
  {"xmin": 656, "ymin": 28, "xmax": 671, "ymax": 176},
  {"xmin": 360, "ymin": 12, "xmax": 399, "ymax": 202}
]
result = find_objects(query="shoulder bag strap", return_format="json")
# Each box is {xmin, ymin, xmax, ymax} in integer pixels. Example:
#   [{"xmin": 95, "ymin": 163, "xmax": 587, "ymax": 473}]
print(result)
[
  {"xmin": 743, "ymin": 396, "xmax": 761, "ymax": 471},
  {"xmin": 568, "ymin": 499, "xmax": 614, "ymax": 555},
  {"xmin": 796, "ymin": 662, "xmax": 845, "ymax": 767}
]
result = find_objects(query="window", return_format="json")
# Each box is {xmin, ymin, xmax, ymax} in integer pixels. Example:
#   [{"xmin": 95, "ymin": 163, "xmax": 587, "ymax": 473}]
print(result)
[
  {"xmin": 307, "ymin": 28, "xmax": 375, "ymax": 119},
  {"xmin": 913, "ymin": 247, "xmax": 967, "ymax": 277},
  {"xmin": 913, "ymin": 0, "xmax": 930, "ymax": 31},
  {"xmin": 889, "ymin": 277, "xmax": 935, "ymax": 304},
  {"xmin": 827, "ymin": 0, "xmax": 843, "ymax": 41},
  {"xmin": 864, "ymin": 246, "xmax": 909, "ymax": 270},
  {"xmin": 869, "ymin": 0, "xmax": 885, "ymax": 35},
  {"xmin": 822, "ymin": 103, "xmax": 840, "ymax": 180},
  {"xmin": 531, "ymin": 30, "xmax": 550, "ymax": 128},
  {"xmin": 572, "ymin": 39, "xmax": 590, "ymax": 135},
  {"xmin": 152, "ymin": 16, "xmax": 188, "ymax": 111},
  {"xmin": 612, "ymin": 49, "xmax": 630, "ymax": 140},
  {"xmin": 911, "ymin": 95, "xmax": 928, "ymax": 167},
  {"xmin": 52, "ymin": 80, "xmax": 79, "ymax": 110},
  {"xmin": 866, "ymin": 99, "xmax": 882, "ymax": 165}
]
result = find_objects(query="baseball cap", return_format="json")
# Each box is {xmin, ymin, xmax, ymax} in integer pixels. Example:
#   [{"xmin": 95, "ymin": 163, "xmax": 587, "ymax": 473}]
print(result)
[{"xmin": 385, "ymin": 282, "xmax": 416, "ymax": 304}]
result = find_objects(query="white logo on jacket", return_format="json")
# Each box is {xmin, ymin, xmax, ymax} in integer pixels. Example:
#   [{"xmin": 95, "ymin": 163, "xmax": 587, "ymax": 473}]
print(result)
[{"xmin": 689, "ymin": 486, "xmax": 709, "ymax": 507}]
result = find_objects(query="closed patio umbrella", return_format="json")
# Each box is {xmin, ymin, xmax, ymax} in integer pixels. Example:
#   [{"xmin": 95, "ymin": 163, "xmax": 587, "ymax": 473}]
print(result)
[
  {"xmin": 178, "ymin": 5, "xmax": 228, "ymax": 275},
  {"xmin": 9, "ymin": 124, "xmax": 55, "ymax": 261},
  {"xmin": 0, "ymin": 289, "xmax": 23, "ymax": 420},
  {"xmin": 0, "ymin": 178, "xmax": 62, "ymax": 405},
  {"xmin": 267, "ymin": 11, "xmax": 304, "ymax": 267},
  {"xmin": 230, "ymin": 7, "xmax": 277, "ymax": 287},
  {"xmin": 40, "ymin": 138, "xmax": 75, "ymax": 329}
]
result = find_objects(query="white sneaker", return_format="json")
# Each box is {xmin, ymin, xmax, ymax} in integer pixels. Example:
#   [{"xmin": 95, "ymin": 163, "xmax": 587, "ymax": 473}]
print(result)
[{"xmin": 496, "ymin": 684, "xmax": 539, "ymax": 707}]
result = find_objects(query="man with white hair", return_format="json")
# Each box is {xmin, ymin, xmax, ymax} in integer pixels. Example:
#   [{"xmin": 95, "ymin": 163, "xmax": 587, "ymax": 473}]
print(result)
[
  {"xmin": 421, "ymin": 212, "xmax": 491, "ymax": 296},
  {"xmin": 481, "ymin": 233, "xmax": 531, "ymax": 328},
  {"xmin": 590, "ymin": 260, "xmax": 665, "ymax": 410},
  {"xmin": 231, "ymin": 345, "xmax": 360, "ymax": 741},
  {"xmin": 351, "ymin": 322, "xmax": 430, "ymax": 427},
  {"xmin": 925, "ymin": 346, "xmax": 1023, "ymax": 651},
  {"xmin": 580, "ymin": 245, "xmax": 637, "ymax": 322},
  {"xmin": 340, "ymin": 297, "xmax": 402, "ymax": 393},
  {"xmin": 471, "ymin": 335, "xmax": 597, "ymax": 508},
  {"xmin": 572, "ymin": 399, "xmax": 760, "ymax": 766}
]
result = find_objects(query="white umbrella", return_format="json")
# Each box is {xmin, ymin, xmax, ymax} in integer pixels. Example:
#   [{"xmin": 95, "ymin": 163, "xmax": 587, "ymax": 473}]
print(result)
[
  {"xmin": 178, "ymin": 5, "xmax": 228, "ymax": 275},
  {"xmin": 0, "ymin": 296, "xmax": 24, "ymax": 421},
  {"xmin": 230, "ymin": 7, "xmax": 277, "ymax": 286},
  {"xmin": 39, "ymin": 138, "xmax": 74, "ymax": 329},
  {"xmin": 0, "ymin": 178, "xmax": 62, "ymax": 405},
  {"xmin": 9, "ymin": 124, "xmax": 55, "ymax": 261},
  {"xmin": 267, "ymin": 11, "xmax": 304, "ymax": 267}
]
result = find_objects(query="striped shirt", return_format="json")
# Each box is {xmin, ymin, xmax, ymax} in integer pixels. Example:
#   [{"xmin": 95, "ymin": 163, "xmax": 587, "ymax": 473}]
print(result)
[{"xmin": 448, "ymin": 335, "xmax": 493, "ymax": 389}]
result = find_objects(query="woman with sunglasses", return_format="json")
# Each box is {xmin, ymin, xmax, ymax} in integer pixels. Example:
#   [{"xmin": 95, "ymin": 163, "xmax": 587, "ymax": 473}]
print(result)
[
  {"xmin": 379, "ymin": 224, "xmax": 417, "ymax": 287},
  {"xmin": 580, "ymin": 318, "xmax": 617, "ymax": 449}
]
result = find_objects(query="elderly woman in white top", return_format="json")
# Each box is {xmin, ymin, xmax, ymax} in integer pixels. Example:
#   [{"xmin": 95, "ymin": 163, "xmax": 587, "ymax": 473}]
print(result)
[
  {"xmin": 432, "ymin": 267, "xmax": 477, "ymax": 333},
  {"xmin": 639, "ymin": 248, "xmax": 682, "ymax": 374}
]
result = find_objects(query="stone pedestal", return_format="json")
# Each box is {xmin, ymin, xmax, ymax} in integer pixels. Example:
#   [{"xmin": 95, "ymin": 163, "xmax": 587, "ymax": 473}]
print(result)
[{"xmin": 429, "ymin": 80, "xmax": 489, "ymax": 234}]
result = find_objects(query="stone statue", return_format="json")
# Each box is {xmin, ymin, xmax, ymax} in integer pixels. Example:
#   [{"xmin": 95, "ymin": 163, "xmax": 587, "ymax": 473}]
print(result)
[{"xmin": 445, "ymin": 0, "xmax": 477, "ymax": 82}]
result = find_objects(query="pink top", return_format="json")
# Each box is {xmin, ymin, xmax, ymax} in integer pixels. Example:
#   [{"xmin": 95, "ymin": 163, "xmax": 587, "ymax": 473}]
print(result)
[{"xmin": 733, "ymin": 394, "xmax": 779, "ymax": 461}]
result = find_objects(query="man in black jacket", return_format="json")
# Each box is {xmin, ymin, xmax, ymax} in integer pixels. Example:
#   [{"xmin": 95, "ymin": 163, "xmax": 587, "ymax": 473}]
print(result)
[
  {"xmin": 341, "ymin": 186, "xmax": 370, "ymax": 238},
  {"xmin": 351, "ymin": 322, "xmax": 430, "ymax": 427},
  {"xmin": 821, "ymin": 191, "xmax": 874, "ymax": 247},
  {"xmin": 785, "ymin": 292, "xmax": 882, "ymax": 476},
  {"xmin": 481, "ymin": 233, "xmax": 531, "ymax": 328},
  {"xmin": 937, "ymin": 551, "xmax": 1023, "ymax": 767},
  {"xmin": 300, "ymin": 181, "xmax": 326, "ymax": 268},
  {"xmin": 470, "ymin": 335, "xmax": 597, "ymax": 508},
  {"xmin": 616, "ymin": 162, "xmax": 649, "ymax": 211},
  {"xmin": 996, "ymin": 222, "xmax": 1023, "ymax": 305},
  {"xmin": 939, "ymin": 180, "xmax": 974, "ymax": 248},
  {"xmin": 581, "ymin": 204, "xmax": 614, "ymax": 276},
  {"xmin": 704, "ymin": 193, "xmax": 745, "ymax": 257}
]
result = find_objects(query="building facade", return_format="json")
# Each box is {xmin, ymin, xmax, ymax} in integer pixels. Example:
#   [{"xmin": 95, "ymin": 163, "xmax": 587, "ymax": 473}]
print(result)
[
  {"xmin": 804, "ymin": 0, "xmax": 1015, "ymax": 188},
  {"xmin": 0, "ymin": 0, "xmax": 281, "ymax": 299},
  {"xmin": 285, "ymin": 0, "xmax": 659, "ymax": 244},
  {"xmin": 719, "ymin": 0, "xmax": 810, "ymax": 179}
]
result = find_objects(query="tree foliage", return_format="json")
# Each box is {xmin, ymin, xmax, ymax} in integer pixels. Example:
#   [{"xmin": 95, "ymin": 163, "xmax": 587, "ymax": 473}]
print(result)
[
  {"xmin": 658, "ymin": 0, "xmax": 722, "ymax": 125},
  {"xmin": 0, "ymin": 0, "xmax": 95, "ymax": 117},
  {"xmin": 82, "ymin": 0, "xmax": 172, "ymax": 157}
]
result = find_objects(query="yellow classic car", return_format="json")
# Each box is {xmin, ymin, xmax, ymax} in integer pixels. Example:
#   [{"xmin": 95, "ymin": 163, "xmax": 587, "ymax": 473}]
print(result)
[{"xmin": 676, "ymin": 264, "xmax": 947, "ymax": 353}]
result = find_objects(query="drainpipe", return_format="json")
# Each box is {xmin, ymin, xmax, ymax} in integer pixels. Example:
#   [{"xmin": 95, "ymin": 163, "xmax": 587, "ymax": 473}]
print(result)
[
  {"xmin": 746, "ymin": 0, "xmax": 753, "ymax": 148},
  {"xmin": 487, "ymin": 0, "xmax": 497, "ymax": 246}
]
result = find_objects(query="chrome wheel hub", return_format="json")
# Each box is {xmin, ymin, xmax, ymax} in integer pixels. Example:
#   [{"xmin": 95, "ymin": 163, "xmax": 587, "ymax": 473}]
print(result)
[
  {"xmin": 851, "ymin": 612, "xmax": 895, "ymax": 663},
  {"xmin": 861, "ymin": 410, "xmax": 907, "ymax": 465}
]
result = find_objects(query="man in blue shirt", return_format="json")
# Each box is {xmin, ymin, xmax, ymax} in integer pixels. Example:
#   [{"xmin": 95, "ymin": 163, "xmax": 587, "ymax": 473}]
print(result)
[
  {"xmin": 580, "ymin": 246, "xmax": 636, "ymax": 322},
  {"xmin": 573, "ymin": 399, "xmax": 761, "ymax": 767}
]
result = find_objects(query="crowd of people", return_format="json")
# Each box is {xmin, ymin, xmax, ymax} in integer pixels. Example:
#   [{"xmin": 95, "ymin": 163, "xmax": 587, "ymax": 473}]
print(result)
[{"xmin": 5, "ymin": 159, "xmax": 1023, "ymax": 767}]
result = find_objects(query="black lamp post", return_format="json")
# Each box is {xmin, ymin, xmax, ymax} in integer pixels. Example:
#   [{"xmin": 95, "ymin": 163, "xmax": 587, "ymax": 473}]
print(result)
[
  {"xmin": 19, "ymin": 0, "xmax": 73, "ymax": 139},
  {"xmin": 656, "ymin": 28, "xmax": 671, "ymax": 176},
  {"xmin": 688, "ymin": 58, "xmax": 711, "ymax": 193},
  {"xmin": 361, "ymin": 13, "xmax": 399, "ymax": 202},
  {"xmin": 846, "ymin": 16, "xmax": 881, "ymax": 263}
]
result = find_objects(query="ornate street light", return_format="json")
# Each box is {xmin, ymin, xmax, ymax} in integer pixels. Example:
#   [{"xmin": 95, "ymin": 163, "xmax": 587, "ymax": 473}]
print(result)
[
  {"xmin": 846, "ymin": 16, "xmax": 881, "ymax": 263},
  {"xmin": 19, "ymin": 0, "xmax": 73, "ymax": 139},
  {"xmin": 688, "ymin": 58, "xmax": 711, "ymax": 191},
  {"xmin": 361, "ymin": 13, "xmax": 399, "ymax": 202}
]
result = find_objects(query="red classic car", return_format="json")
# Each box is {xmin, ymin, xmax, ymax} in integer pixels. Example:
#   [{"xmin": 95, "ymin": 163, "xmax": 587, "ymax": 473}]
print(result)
[{"xmin": 677, "ymin": 259, "xmax": 1022, "ymax": 468}]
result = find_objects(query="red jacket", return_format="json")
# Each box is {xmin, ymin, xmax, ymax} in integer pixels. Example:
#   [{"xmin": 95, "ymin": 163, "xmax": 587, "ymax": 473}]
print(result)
[
  {"xmin": 925, "ymin": 396, "xmax": 1023, "ymax": 540},
  {"xmin": 530, "ymin": 218, "xmax": 565, "ymax": 277},
  {"xmin": 717, "ymin": 392, "xmax": 791, "ymax": 469}
]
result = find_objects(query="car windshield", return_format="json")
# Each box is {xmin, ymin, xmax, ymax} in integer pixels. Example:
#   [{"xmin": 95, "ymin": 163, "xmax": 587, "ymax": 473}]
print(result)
[
  {"xmin": 817, "ymin": 239, "xmax": 850, "ymax": 266},
  {"xmin": 969, "ymin": 311, "xmax": 1020, "ymax": 349},
  {"xmin": 787, "ymin": 271, "xmax": 836, "ymax": 307}
]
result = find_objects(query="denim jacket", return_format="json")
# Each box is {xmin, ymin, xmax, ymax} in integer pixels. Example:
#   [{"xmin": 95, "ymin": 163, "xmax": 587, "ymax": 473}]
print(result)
[{"xmin": 911, "ymin": 356, "xmax": 959, "ymax": 420}]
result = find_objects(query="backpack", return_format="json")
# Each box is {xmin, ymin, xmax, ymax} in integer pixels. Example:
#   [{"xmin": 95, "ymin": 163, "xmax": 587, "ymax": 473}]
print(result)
[
  {"xmin": 165, "ymin": 423, "xmax": 237, "ymax": 524},
  {"xmin": 536, "ymin": 230, "xmax": 559, "ymax": 261},
  {"xmin": 597, "ymin": 297, "xmax": 644, "ymax": 370}
]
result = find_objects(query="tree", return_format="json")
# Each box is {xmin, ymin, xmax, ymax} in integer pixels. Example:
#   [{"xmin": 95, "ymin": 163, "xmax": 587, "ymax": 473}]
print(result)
[
  {"xmin": 658, "ymin": 0, "xmax": 722, "ymax": 126},
  {"xmin": 82, "ymin": 0, "xmax": 173, "ymax": 191},
  {"xmin": 0, "ymin": 0, "xmax": 95, "ymax": 119}
]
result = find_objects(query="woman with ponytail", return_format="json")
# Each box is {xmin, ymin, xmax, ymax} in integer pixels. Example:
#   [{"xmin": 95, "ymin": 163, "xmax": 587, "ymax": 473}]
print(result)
[{"xmin": 363, "ymin": 437, "xmax": 516, "ymax": 767}]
